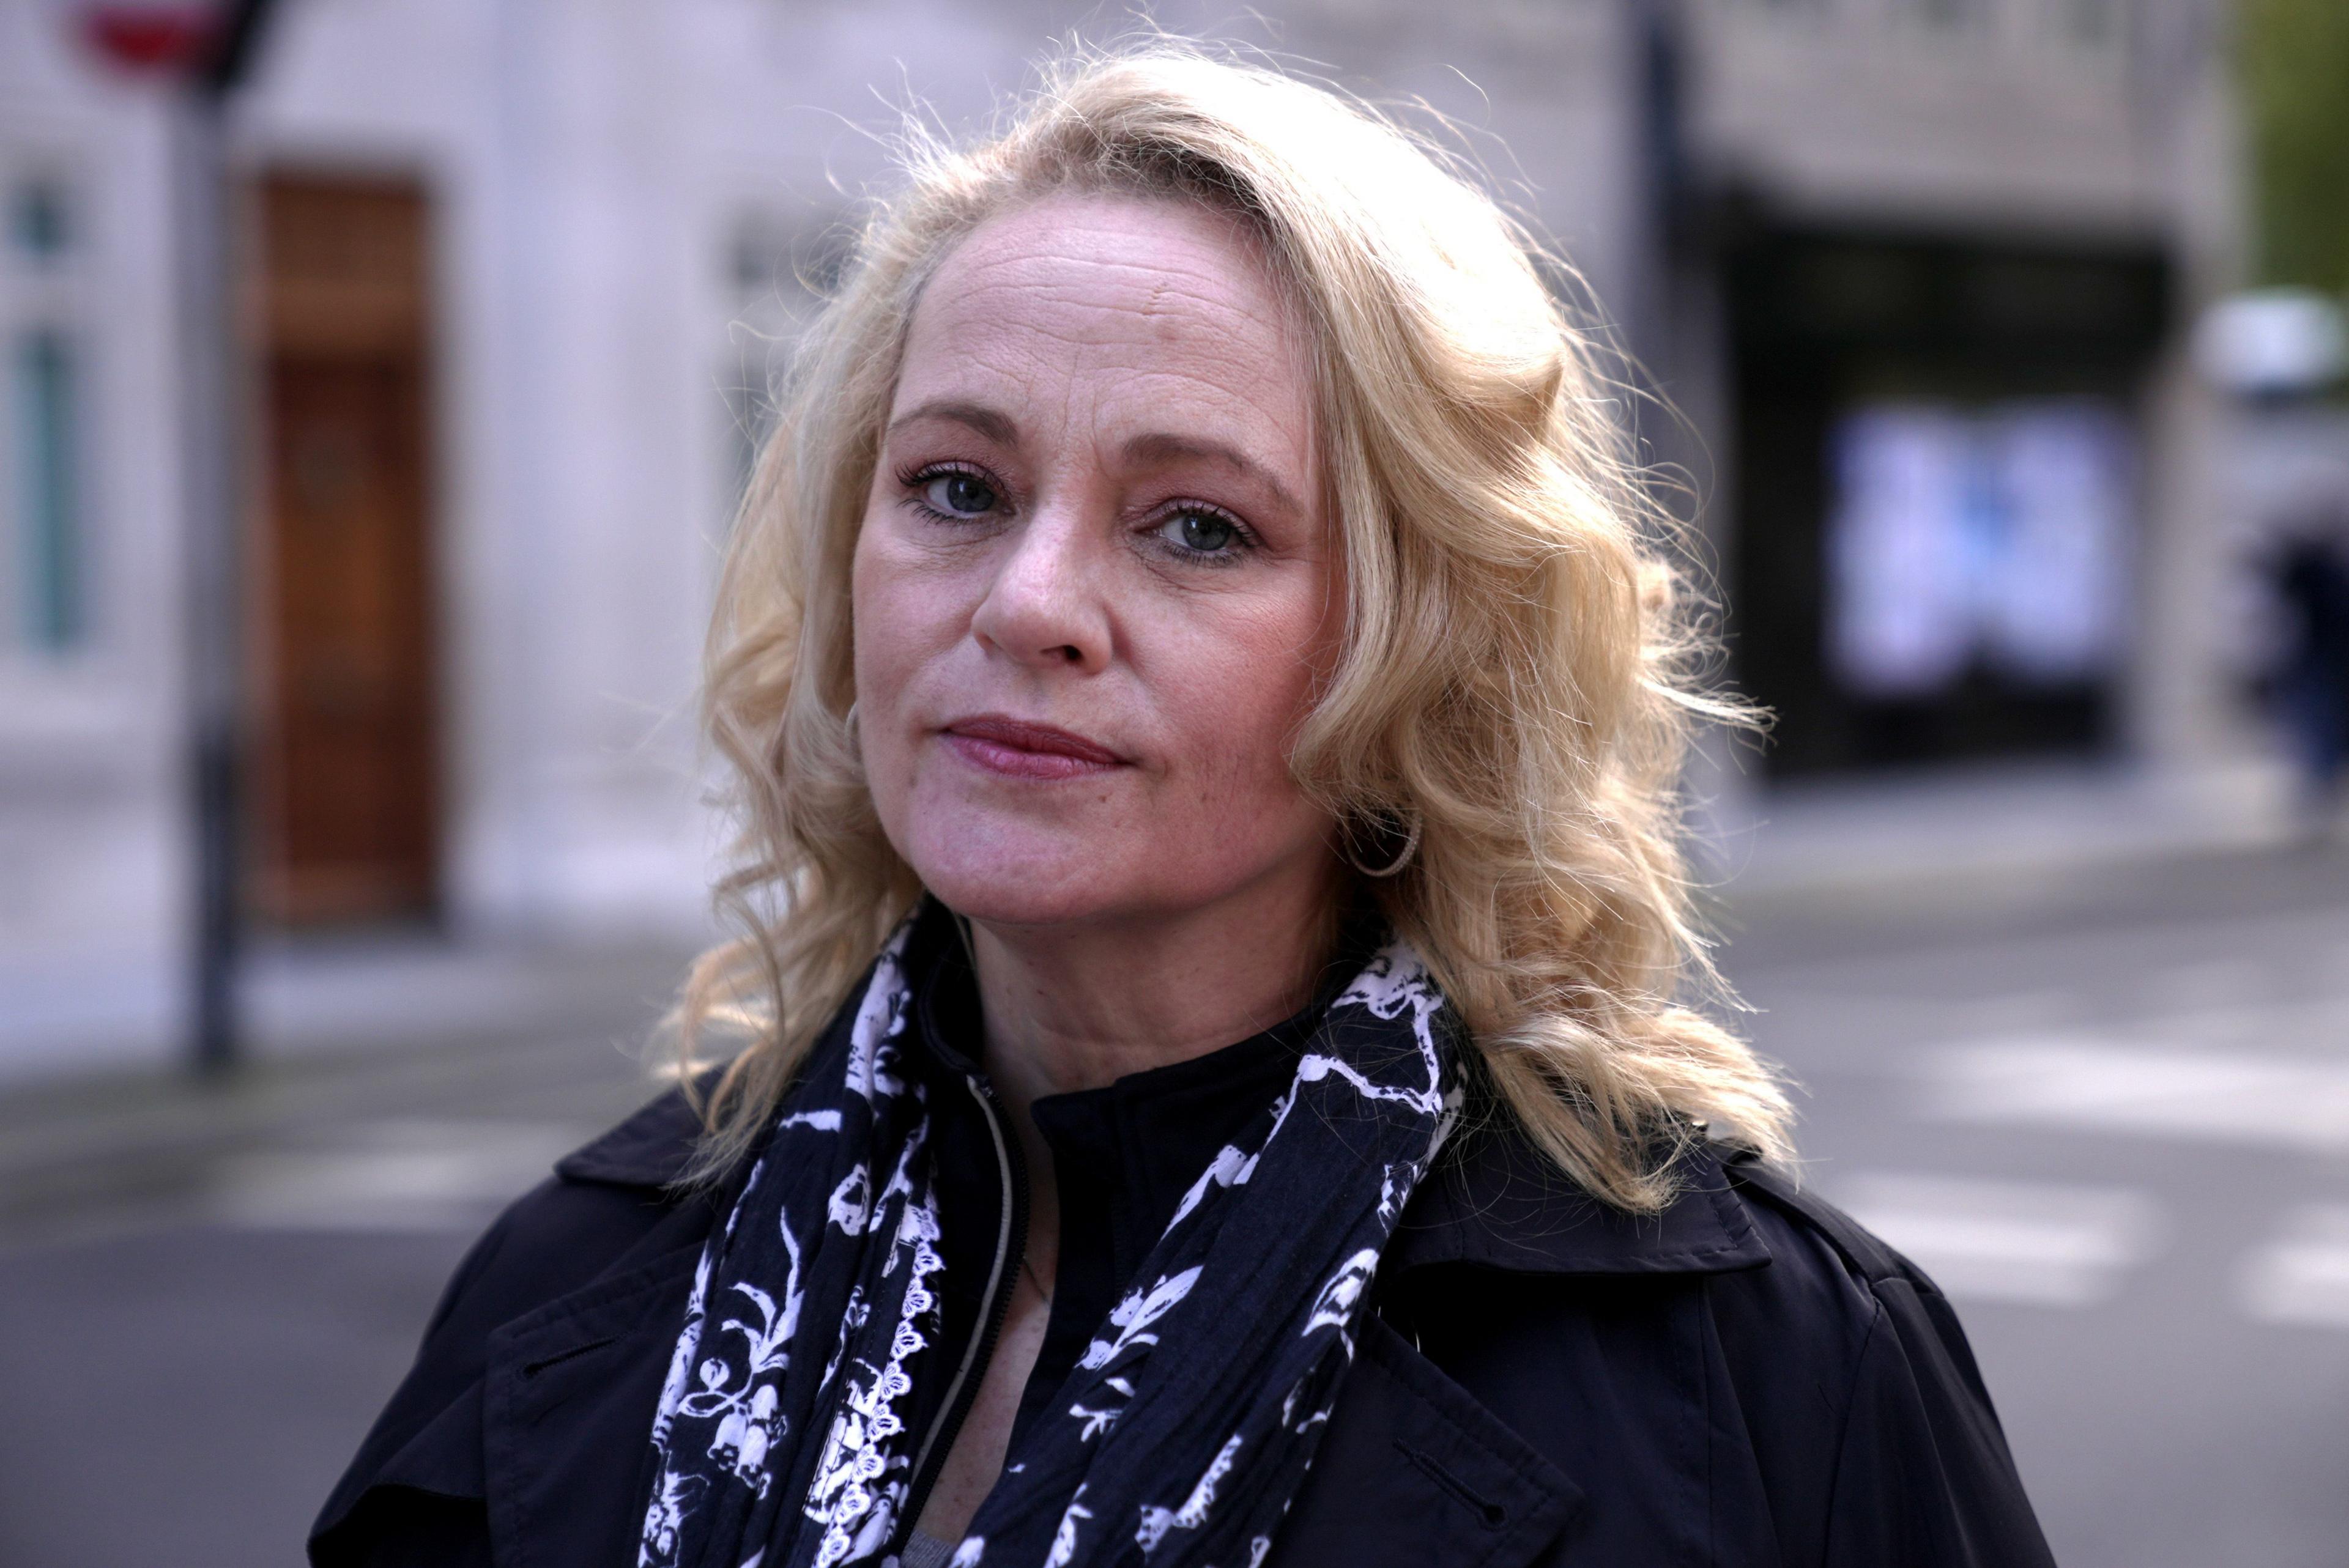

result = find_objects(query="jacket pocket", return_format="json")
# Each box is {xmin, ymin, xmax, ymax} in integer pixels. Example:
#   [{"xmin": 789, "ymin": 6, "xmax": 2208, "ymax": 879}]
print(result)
[{"xmin": 1275, "ymin": 1317, "xmax": 1584, "ymax": 1568}]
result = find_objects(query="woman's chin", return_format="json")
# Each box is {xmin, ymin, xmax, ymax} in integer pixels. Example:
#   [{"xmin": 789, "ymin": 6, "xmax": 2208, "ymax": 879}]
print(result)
[
  {"xmin": 918, "ymin": 867, "xmax": 1127, "ymax": 930},
  {"xmin": 902, "ymin": 826, "xmax": 1141, "ymax": 930},
  {"xmin": 891, "ymin": 794, "xmax": 1323, "ymax": 933}
]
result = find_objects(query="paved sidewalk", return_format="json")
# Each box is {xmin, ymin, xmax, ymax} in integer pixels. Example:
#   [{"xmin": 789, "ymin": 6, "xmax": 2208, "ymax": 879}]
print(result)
[
  {"xmin": 0, "ymin": 937, "xmax": 694, "ymax": 1254},
  {"xmin": 0, "ymin": 937, "xmax": 698, "ymax": 1568},
  {"xmin": 1701, "ymin": 757, "xmax": 2301, "ymax": 899}
]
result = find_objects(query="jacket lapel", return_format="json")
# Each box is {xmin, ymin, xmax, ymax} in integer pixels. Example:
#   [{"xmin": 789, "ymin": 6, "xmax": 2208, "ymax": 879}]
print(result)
[
  {"xmin": 481, "ymin": 1235, "xmax": 703, "ymax": 1568},
  {"xmin": 1276, "ymin": 1317, "xmax": 1584, "ymax": 1568},
  {"xmin": 1278, "ymin": 1132, "xmax": 1773, "ymax": 1568}
]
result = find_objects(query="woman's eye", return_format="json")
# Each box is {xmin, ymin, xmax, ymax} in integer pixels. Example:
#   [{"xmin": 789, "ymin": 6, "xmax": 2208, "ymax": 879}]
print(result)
[
  {"xmin": 1159, "ymin": 508, "xmax": 1241, "ymax": 555},
  {"xmin": 922, "ymin": 472, "xmax": 998, "ymax": 517}
]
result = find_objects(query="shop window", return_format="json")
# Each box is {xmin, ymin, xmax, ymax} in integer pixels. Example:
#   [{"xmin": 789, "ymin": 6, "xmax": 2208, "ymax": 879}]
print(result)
[
  {"xmin": 4, "ymin": 174, "xmax": 87, "ymax": 655},
  {"xmin": 2050, "ymin": 0, "xmax": 2123, "ymax": 48},
  {"xmin": 1825, "ymin": 399, "xmax": 2134, "ymax": 701},
  {"xmin": 10, "ymin": 180, "xmax": 70, "ymax": 262},
  {"xmin": 11, "ymin": 329, "xmax": 83, "ymax": 650},
  {"xmin": 718, "ymin": 210, "xmax": 848, "ymax": 523},
  {"xmin": 1894, "ymin": 0, "xmax": 1992, "ymax": 32}
]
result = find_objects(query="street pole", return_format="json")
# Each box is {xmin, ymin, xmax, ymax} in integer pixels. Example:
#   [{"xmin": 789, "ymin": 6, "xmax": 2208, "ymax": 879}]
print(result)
[
  {"xmin": 1625, "ymin": 0, "xmax": 1688, "ymax": 404},
  {"xmin": 173, "ymin": 81, "xmax": 238, "ymax": 1075},
  {"xmin": 166, "ymin": 0, "xmax": 278, "ymax": 1076}
]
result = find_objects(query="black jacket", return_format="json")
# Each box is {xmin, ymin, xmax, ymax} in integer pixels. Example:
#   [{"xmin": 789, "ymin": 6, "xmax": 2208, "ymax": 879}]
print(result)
[{"xmin": 313, "ymin": 930, "xmax": 2055, "ymax": 1568}]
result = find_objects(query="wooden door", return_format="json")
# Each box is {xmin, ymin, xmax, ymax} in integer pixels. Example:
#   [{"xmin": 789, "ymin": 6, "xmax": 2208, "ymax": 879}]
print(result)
[{"xmin": 254, "ymin": 177, "xmax": 438, "ymax": 923}]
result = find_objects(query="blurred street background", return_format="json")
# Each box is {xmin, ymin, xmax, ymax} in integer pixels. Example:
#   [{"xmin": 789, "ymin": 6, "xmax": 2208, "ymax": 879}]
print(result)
[{"xmin": 4, "ymin": 0, "xmax": 2348, "ymax": 1564}]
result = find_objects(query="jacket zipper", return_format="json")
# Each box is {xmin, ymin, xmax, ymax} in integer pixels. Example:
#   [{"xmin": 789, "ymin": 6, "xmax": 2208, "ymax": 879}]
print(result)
[{"xmin": 899, "ymin": 1070, "xmax": 1028, "ymax": 1546}]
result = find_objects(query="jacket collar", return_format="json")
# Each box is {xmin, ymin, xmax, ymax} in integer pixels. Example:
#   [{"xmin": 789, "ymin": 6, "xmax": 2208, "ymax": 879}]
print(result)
[
  {"xmin": 554, "ymin": 1082, "xmax": 708, "ymax": 1187},
  {"xmin": 1387, "ymin": 1119, "xmax": 1772, "ymax": 1277},
  {"xmin": 555, "ymin": 1087, "xmax": 1771, "ymax": 1279}
]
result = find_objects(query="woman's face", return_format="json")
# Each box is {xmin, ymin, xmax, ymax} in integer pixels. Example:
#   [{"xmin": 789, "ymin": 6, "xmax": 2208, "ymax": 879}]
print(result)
[{"xmin": 852, "ymin": 193, "xmax": 1341, "ymax": 933}]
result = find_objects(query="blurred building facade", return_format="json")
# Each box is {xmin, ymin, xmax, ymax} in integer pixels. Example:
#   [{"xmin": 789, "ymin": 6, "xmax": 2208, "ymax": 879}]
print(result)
[{"xmin": 0, "ymin": 0, "xmax": 2241, "ymax": 1074}]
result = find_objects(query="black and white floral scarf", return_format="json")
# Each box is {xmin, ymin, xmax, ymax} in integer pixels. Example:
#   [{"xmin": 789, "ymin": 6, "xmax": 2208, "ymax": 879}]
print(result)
[{"xmin": 637, "ymin": 915, "xmax": 1463, "ymax": 1568}]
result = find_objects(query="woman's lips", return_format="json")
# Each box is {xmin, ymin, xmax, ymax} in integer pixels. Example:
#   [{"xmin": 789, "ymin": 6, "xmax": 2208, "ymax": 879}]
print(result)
[{"xmin": 941, "ymin": 715, "xmax": 1127, "ymax": 781}]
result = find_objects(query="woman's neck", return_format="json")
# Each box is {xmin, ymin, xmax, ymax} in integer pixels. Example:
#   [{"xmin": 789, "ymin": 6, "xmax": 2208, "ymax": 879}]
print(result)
[{"xmin": 967, "ymin": 867, "xmax": 1343, "ymax": 1116}]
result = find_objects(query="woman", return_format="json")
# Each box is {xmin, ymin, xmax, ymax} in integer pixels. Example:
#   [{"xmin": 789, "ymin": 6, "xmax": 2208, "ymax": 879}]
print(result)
[{"xmin": 313, "ymin": 48, "xmax": 2055, "ymax": 1568}]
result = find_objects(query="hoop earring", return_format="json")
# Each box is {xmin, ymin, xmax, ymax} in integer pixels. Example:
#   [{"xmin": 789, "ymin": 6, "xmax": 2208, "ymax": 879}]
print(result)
[
  {"xmin": 843, "ymin": 700, "xmax": 859, "ymax": 741},
  {"xmin": 1342, "ymin": 810, "xmax": 1420, "ymax": 879}
]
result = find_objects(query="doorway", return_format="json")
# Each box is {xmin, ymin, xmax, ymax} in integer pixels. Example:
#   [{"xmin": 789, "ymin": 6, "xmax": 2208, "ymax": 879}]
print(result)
[{"xmin": 253, "ymin": 175, "xmax": 437, "ymax": 923}]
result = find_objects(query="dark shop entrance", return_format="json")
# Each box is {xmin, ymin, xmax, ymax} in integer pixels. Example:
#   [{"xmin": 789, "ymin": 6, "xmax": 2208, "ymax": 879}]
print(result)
[{"xmin": 1724, "ymin": 224, "xmax": 2169, "ymax": 779}]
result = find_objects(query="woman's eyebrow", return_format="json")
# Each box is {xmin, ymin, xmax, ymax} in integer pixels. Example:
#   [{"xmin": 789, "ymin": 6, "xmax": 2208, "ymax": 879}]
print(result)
[
  {"xmin": 1121, "ymin": 431, "xmax": 1304, "ymax": 517},
  {"xmin": 886, "ymin": 399, "xmax": 1019, "ymax": 447}
]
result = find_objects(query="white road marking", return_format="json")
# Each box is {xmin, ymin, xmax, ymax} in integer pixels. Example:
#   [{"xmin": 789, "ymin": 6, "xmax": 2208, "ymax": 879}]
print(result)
[
  {"xmin": 207, "ymin": 1119, "xmax": 584, "ymax": 1232},
  {"xmin": 1923, "ymin": 1036, "xmax": 2349, "ymax": 1154},
  {"xmin": 2141, "ymin": 958, "xmax": 2266, "ymax": 1013},
  {"xmin": 1827, "ymin": 1171, "xmax": 2164, "ymax": 1307},
  {"xmin": 2238, "ymin": 1205, "xmax": 2349, "ymax": 1331}
]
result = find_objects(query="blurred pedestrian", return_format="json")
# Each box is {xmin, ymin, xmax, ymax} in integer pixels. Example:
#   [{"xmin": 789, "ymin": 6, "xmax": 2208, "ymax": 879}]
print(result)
[
  {"xmin": 312, "ymin": 43, "xmax": 2054, "ymax": 1568},
  {"xmin": 2261, "ymin": 500, "xmax": 2349, "ymax": 837}
]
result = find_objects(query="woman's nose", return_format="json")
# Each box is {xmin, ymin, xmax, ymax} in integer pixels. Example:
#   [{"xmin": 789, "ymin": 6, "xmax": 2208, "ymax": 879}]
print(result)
[{"xmin": 969, "ymin": 506, "xmax": 1111, "ymax": 674}]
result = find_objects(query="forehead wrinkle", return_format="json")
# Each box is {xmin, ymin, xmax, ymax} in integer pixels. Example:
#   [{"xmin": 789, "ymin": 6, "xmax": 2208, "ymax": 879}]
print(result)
[
  {"xmin": 903, "ymin": 316, "xmax": 1302, "ymax": 438},
  {"xmin": 922, "ymin": 271, "xmax": 1286, "ymax": 364},
  {"xmin": 893, "ymin": 198, "xmax": 1320, "ymax": 508},
  {"xmin": 913, "ymin": 278, "xmax": 1304, "ymax": 410},
  {"xmin": 926, "ymin": 216, "xmax": 1293, "ymax": 340}
]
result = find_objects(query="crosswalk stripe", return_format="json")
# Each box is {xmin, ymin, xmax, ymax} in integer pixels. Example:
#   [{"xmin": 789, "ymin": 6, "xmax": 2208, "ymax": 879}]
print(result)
[
  {"xmin": 1921, "ymin": 1036, "xmax": 2349, "ymax": 1154},
  {"xmin": 2238, "ymin": 1205, "xmax": 2349, "ymax": 1330}
]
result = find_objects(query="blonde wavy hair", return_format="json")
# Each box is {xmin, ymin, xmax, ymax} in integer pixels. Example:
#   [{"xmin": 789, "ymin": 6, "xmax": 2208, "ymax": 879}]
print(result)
[{"xmin": 675, "ymin": 43, "xmax": 1792, "ymax": 1211}]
